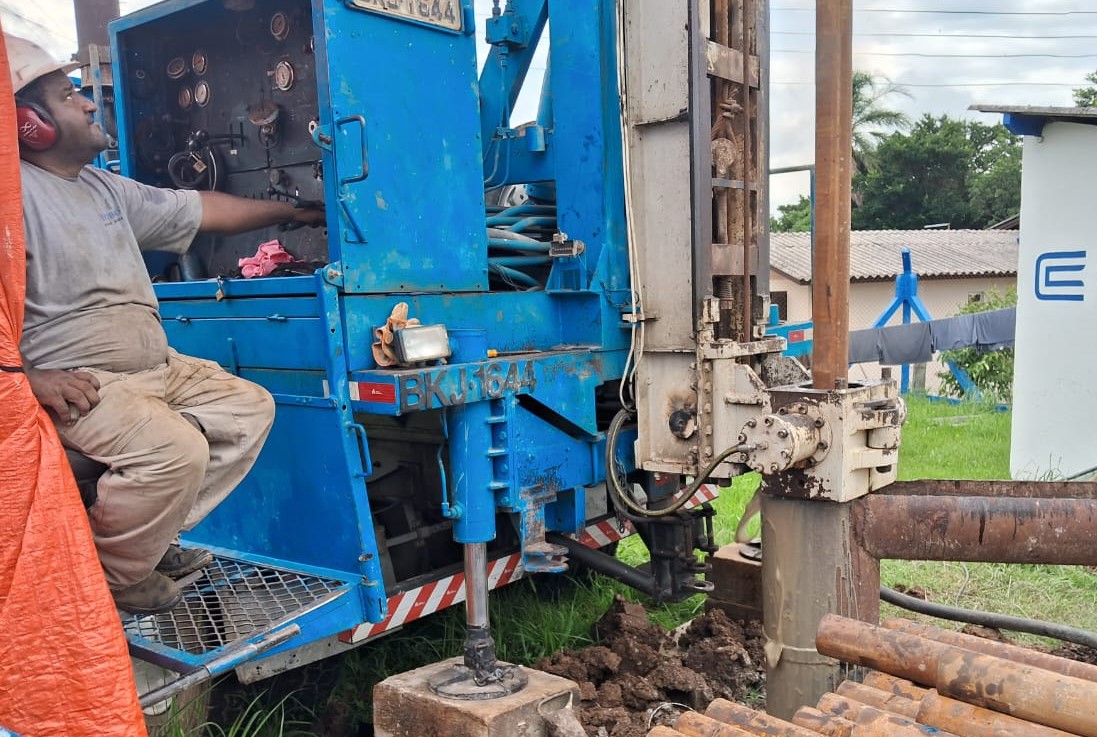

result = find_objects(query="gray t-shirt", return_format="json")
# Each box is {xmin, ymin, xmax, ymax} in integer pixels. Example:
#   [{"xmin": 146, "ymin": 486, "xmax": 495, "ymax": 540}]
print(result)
[{"xmin": 20, "ymin": 161, "xmax": 203, "ymax": 372}]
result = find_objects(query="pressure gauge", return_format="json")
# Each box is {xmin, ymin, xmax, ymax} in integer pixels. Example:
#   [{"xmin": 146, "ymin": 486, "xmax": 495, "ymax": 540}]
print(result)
[
  {"xmin": 178, "ymin": 86, "xmax": 194, "ymax": 110},
  {"xmin": 166, "ymin": 56, "xmax": 187, "ymax": 80},
  {"xmin": 273, "ymin": 60, "xmax": 295, "ymax": 92},
  {"xmin": 191, "ymin": 50, "xmax": 208, "ymax": 76},
  {"xmin": 270, "ymin": 12, "xmax": 290, "ymax": 41},
  {"xmin": 194, "ymin": 80, "xmax": 211, "ymax": 107}
]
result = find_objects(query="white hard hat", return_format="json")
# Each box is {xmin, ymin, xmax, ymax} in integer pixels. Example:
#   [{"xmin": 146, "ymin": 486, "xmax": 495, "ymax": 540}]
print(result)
[{"xmin": 5, "ymin": 34, "xmax": 80, "ymax": 96}]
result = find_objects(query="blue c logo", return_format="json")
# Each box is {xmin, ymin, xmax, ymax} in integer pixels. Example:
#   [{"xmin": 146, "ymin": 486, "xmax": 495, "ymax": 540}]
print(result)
[{"xmin": 1035, "ymin": 250, "xmax": 1086, "ymax": 302}]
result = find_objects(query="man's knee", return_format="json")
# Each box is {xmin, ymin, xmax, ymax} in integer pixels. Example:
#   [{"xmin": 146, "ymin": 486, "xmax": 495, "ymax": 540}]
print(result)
[
  {"xmin": 255, "ymin": 385, "xmax": 275, "ymax": 432},
  {"xmin": 157, "ymin": 422, "xmax": 210, "ymax": 486}
]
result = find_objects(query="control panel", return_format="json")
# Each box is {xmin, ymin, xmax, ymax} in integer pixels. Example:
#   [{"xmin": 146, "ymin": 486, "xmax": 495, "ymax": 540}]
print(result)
[{"xmin": 116, "ymin": 0, "xmax": 325, "ymax": 278}]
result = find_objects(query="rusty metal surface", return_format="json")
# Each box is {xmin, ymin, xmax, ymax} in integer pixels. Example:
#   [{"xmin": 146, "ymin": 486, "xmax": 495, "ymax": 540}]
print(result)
[
  {"xmin": 853, "ymin": 493, "xmax": 1097, "ymax": 564},
  {"xmin": 810, "ymin": 0, "xmax": 852, "ymax": 390},
  {"xmin": 648, "ymin": 616, "xmax": 1096, "ymax": 737},
  {"xmin": 882, "ymin": 479, "xmax": 1097, "ymax": 499},
  {"xmin": 881, "ymin": 619, "xmax": 1097, "ymax": 685},
  {"xmin": 74, "ymin": 0, "xmax": 120, "ymax": 48}
]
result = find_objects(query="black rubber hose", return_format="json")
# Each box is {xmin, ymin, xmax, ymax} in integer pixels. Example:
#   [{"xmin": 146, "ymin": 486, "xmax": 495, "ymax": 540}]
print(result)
[{"xmin": 881, "ymin": 585, "xmax": 1097, "ymax": 650}]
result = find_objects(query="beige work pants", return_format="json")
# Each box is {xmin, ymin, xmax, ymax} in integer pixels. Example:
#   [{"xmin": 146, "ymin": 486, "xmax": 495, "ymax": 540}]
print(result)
[{"xmin": 56, "ymin": 350, "xmax": 274, "ymax": 589}]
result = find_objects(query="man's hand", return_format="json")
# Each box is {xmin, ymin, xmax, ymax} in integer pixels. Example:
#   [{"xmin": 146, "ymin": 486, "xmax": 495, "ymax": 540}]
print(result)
[
  {"xmin": 25, "ymin": 368, "xmax": 101, "ymax": 425},
  {"xmin": 292, "ymin": 204, "xmax": 326, "ymax": 228}
]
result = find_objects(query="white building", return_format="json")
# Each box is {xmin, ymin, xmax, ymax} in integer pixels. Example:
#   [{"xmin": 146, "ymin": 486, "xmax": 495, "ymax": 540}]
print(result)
[{"xmin": 769, "ymin": 229, "xmax": 1018, "ymax": 393}]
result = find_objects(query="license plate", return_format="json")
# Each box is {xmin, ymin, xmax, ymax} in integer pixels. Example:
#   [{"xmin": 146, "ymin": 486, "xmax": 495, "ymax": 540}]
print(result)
[{"xmin": 347, "ymin": 0, "xmax": 463, "ymax": 32}]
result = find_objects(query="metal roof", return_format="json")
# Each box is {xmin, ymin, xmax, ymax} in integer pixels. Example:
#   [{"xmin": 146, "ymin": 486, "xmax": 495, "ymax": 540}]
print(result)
[
  {"xmin": 770, "ymin": 229, "xmax": 1018, "ymax": 284},
  {"xmin": 972, "ymin": 104, "xmax": 1097, "ymax": 119},
  {"xmin": 971, "ymin": 104, "xmax": 1097, "ymax": 136}
]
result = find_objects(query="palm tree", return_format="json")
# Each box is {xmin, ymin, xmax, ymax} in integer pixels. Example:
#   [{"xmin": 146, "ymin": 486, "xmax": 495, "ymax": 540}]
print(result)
[{"xmin": 852, "ymin": 71, "xmax": 912, "ymax": 176}]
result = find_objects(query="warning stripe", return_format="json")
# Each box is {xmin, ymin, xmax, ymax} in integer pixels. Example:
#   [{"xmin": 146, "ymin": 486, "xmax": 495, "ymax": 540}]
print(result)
[{"xmin": 340, "ymin": 484, "xmax": 720, "ymax": 643}]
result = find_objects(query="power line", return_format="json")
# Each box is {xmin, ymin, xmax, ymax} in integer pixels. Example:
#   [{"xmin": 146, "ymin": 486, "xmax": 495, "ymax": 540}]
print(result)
[
  {"xmin": 773, "ymin": 81, "xmax": 1083, "ymax": 88},
  {"xmin": 772, "ymin": 7, "xmax": 1097, "ymax": 15},
  {"xmin": 775, "ymin": 31, "xmax": 1097, "ymax": 40},
  {"xmin": 774, "ymin": 49, "xmax": 1097, "ymax": 59}
]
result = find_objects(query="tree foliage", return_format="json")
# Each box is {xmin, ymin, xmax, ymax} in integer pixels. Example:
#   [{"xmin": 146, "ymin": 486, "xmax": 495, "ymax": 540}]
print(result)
[
  {"xmin": 1073, "ymin": 70, "xmax": 1097, "ymax": 107},
  {"xmin": 853, "ymin": 115, "xmax": 1021, "ymax": 230},
  {"xmin": 770, "ymin": 195, "xmax": 812, "ymax": 233},
  {"xmin": 852, "ymin": 71, "xmax": 912, "ymax": 176},
  {"xmin": 938, "ymin": 289, "xmax": 1017, "ymax": 403}
]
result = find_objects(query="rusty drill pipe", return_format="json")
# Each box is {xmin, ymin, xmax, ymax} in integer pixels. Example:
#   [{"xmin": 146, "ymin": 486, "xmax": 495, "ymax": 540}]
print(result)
[
  {"xmin": 816, "ymin": 692, "xmax": 869, "ymax": 721},
  {"xmin": 75, "ymin": 0, "xmax": 120, "ymax": 49},
  {"xmin": 792, "ymin": 706, "xmax": 856, "ymax": 737},
  {"xmin": 853, "ymin": 494, "xmax": 1097, "ymax": 565},
  {"xmin": 846, "ymin": 709, "xmax": 962, "ymax": 737},
  {"xmin": 881, "ymin": 619, "xmax": 1097, "ymax": 685},
  {"xmin": 833, "ymin": 678, "xmax": 1081, "ymax": 737},
  {"xmin": 675, "ymin": 711, "xmax": 761, "ymax": 737},
  {"xmin": 860, "ymin": 672, "xmax": 930, "ymax": 700},
  {"xmin": 916, "ymin": 689, "xmax": 1083, "ymax": 737},
  {"xmin": 816, "ymin": 696, "xmax": 963, "ymax": 737},
  {"xmin": 816, "ymin": 614, "xmax": 944, "ymax": 686},
  {"xmin": 650, "ymin": 728, "xmax": 689, "ymax": 737},
  {"xmin": 882, "ymin": 479, "xmax": 1097, "ymax": 499},
  {"xmin": 704, "ymin": 698, "xmax": 821, "ymax": 737},
  {"xmin": 816, "ymin": 615, "xmax": 1097, "ymax": 737},
  {"xmin": 833, "ymin": 681, "xmax": 920, "ymax": 718},
  {"xmin": 811, "ymin": 0, "xmax": 852, "ymax": 389},
  {"xmin": 935, "ymin": 648, "xmax": 1097, "ymax": 737}
]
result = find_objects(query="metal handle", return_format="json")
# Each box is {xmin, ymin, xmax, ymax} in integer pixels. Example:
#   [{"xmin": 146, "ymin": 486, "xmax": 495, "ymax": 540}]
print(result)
[
  {"xmin": 139, "ymin": 625, "xmax": 301, "ymax": 708},
  {"xmin": 336, "ymin": 115, "xmax": 369, "ymax": 185}
]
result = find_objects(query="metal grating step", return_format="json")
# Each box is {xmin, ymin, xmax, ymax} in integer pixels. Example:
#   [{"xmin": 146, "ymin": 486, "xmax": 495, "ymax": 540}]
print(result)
[{"xmin": 123, "ymin": 557, "xmax": 348, "ymax": 660}]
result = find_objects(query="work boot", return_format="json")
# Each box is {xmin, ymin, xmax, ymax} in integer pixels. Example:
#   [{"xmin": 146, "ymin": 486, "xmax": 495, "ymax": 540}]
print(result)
[
  {"xmin": 156, "ymin": 544, "xmax": 213, "ymax": 580},
  {"xmin": 112, "ymin": 571, "xmax": 182, "ymax": 615}
]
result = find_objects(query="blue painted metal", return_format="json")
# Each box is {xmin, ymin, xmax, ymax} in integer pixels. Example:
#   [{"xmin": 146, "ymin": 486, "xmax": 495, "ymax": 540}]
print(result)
[
  {"xmin": 872, "ymin": 249, "xmax": 934, "ymax": 394},
  {"xmin": 1003, "ymin": 113, "xmax": 1046, "ymax": 137},
  {"xmin": 109, "ymin": 0, "xmax": 640, "ymax": 671}
]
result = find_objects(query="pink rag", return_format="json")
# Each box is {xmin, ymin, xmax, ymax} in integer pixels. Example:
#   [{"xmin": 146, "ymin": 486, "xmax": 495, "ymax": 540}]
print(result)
[{"xmin": 238, "ymin": 240, "xmax": 295, "ymax": 278}]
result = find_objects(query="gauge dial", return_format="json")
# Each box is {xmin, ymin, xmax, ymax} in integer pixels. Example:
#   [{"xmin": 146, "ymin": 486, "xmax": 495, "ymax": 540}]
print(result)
[
  {"xmin": 191, "ymin": 50, "xmax": 208, "ymax": 76},
  {"xmin": 178, "ymin": 86, "xmax": 194, "ymax": 110},
  {"xmin": 273, "ymin": 60, "xmax": 295, "ymax": 92},
  {"xmin": 194, "ymin": 80, "xmax": 211, "ymax": 107},
  {"xmin": 166, "ymin": 56, "xmax": 187, "ymax": 79},
  {"xmin": 270, "ymin": 12, "xmax": 290, "ymax": 41}
]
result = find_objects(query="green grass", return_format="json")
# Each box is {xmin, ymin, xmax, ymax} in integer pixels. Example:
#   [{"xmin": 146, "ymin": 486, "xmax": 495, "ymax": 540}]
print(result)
[{"xmin": 895, "ymin": 396, "xmax": 1012, "ymax": 480}]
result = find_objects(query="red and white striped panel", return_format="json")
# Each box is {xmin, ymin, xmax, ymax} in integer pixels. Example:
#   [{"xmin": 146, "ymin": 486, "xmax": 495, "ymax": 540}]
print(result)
[
  {"xmin": 340, "ymin": 484, "xmax": 720, "ymax": 643},
  {"xmin": 342, "ymin": 552, "xmax": 524, "ymax": 643}
]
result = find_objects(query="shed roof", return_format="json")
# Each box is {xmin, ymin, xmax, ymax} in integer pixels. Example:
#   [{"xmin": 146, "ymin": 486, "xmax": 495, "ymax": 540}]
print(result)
[
  {"xmin": 970, "ymin": 104, "xmax": 1097, "ymax": 136},
  {"xmin": 770, "ymin": 229, "xmax": 1018, "ymax": 284}
]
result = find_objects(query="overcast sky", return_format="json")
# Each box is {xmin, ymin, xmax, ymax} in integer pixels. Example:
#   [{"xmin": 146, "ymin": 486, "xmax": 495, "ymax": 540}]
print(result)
[{"xmin": 4, "ymin": 1, "xmax": 1096, "ymax": 211}]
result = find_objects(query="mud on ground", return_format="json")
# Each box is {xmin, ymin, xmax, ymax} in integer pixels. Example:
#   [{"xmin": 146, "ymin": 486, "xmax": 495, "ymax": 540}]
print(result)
[{"xmin": 534, "ymin": 596, "xmax": 766, "ymax": 737}]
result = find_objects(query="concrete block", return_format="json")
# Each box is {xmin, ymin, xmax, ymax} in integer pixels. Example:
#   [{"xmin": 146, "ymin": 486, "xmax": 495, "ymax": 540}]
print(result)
[
  {"xmin": 374, "ymin": 657, "xmax": 581, "ymax": 737},
  {"xmin": 705, "ymin": 543, "xmax": 762, "ymax": 621}
]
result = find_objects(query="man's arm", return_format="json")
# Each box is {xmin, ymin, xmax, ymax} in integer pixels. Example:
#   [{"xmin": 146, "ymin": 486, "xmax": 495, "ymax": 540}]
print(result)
[{"xmin": 198, "ymin": 192, "xmax": 325, "ymax": 235}]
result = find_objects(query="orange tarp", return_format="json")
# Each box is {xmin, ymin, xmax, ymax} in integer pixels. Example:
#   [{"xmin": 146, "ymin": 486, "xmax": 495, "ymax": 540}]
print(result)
[{"xmin": 0, "ymin": 28, "xmax": 146, "ymax": 737}]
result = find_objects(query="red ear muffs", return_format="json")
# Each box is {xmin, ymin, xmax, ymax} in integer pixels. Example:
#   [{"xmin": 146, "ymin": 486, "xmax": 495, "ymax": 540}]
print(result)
[{"xmin": 15, "ymin": 100, "xmax": 58, "ymax": 152}]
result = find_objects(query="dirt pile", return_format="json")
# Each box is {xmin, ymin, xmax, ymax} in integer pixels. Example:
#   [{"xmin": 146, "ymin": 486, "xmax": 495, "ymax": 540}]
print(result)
[{"xmin": 534, "ymin": 596, "xmax": 766, "ymax": 737}]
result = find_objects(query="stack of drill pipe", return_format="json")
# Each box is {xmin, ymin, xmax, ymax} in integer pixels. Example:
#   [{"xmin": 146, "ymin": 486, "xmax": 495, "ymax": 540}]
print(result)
[{"xmin": 646, "ymin": 615, "xmax": 1097, "ymax": 737}]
